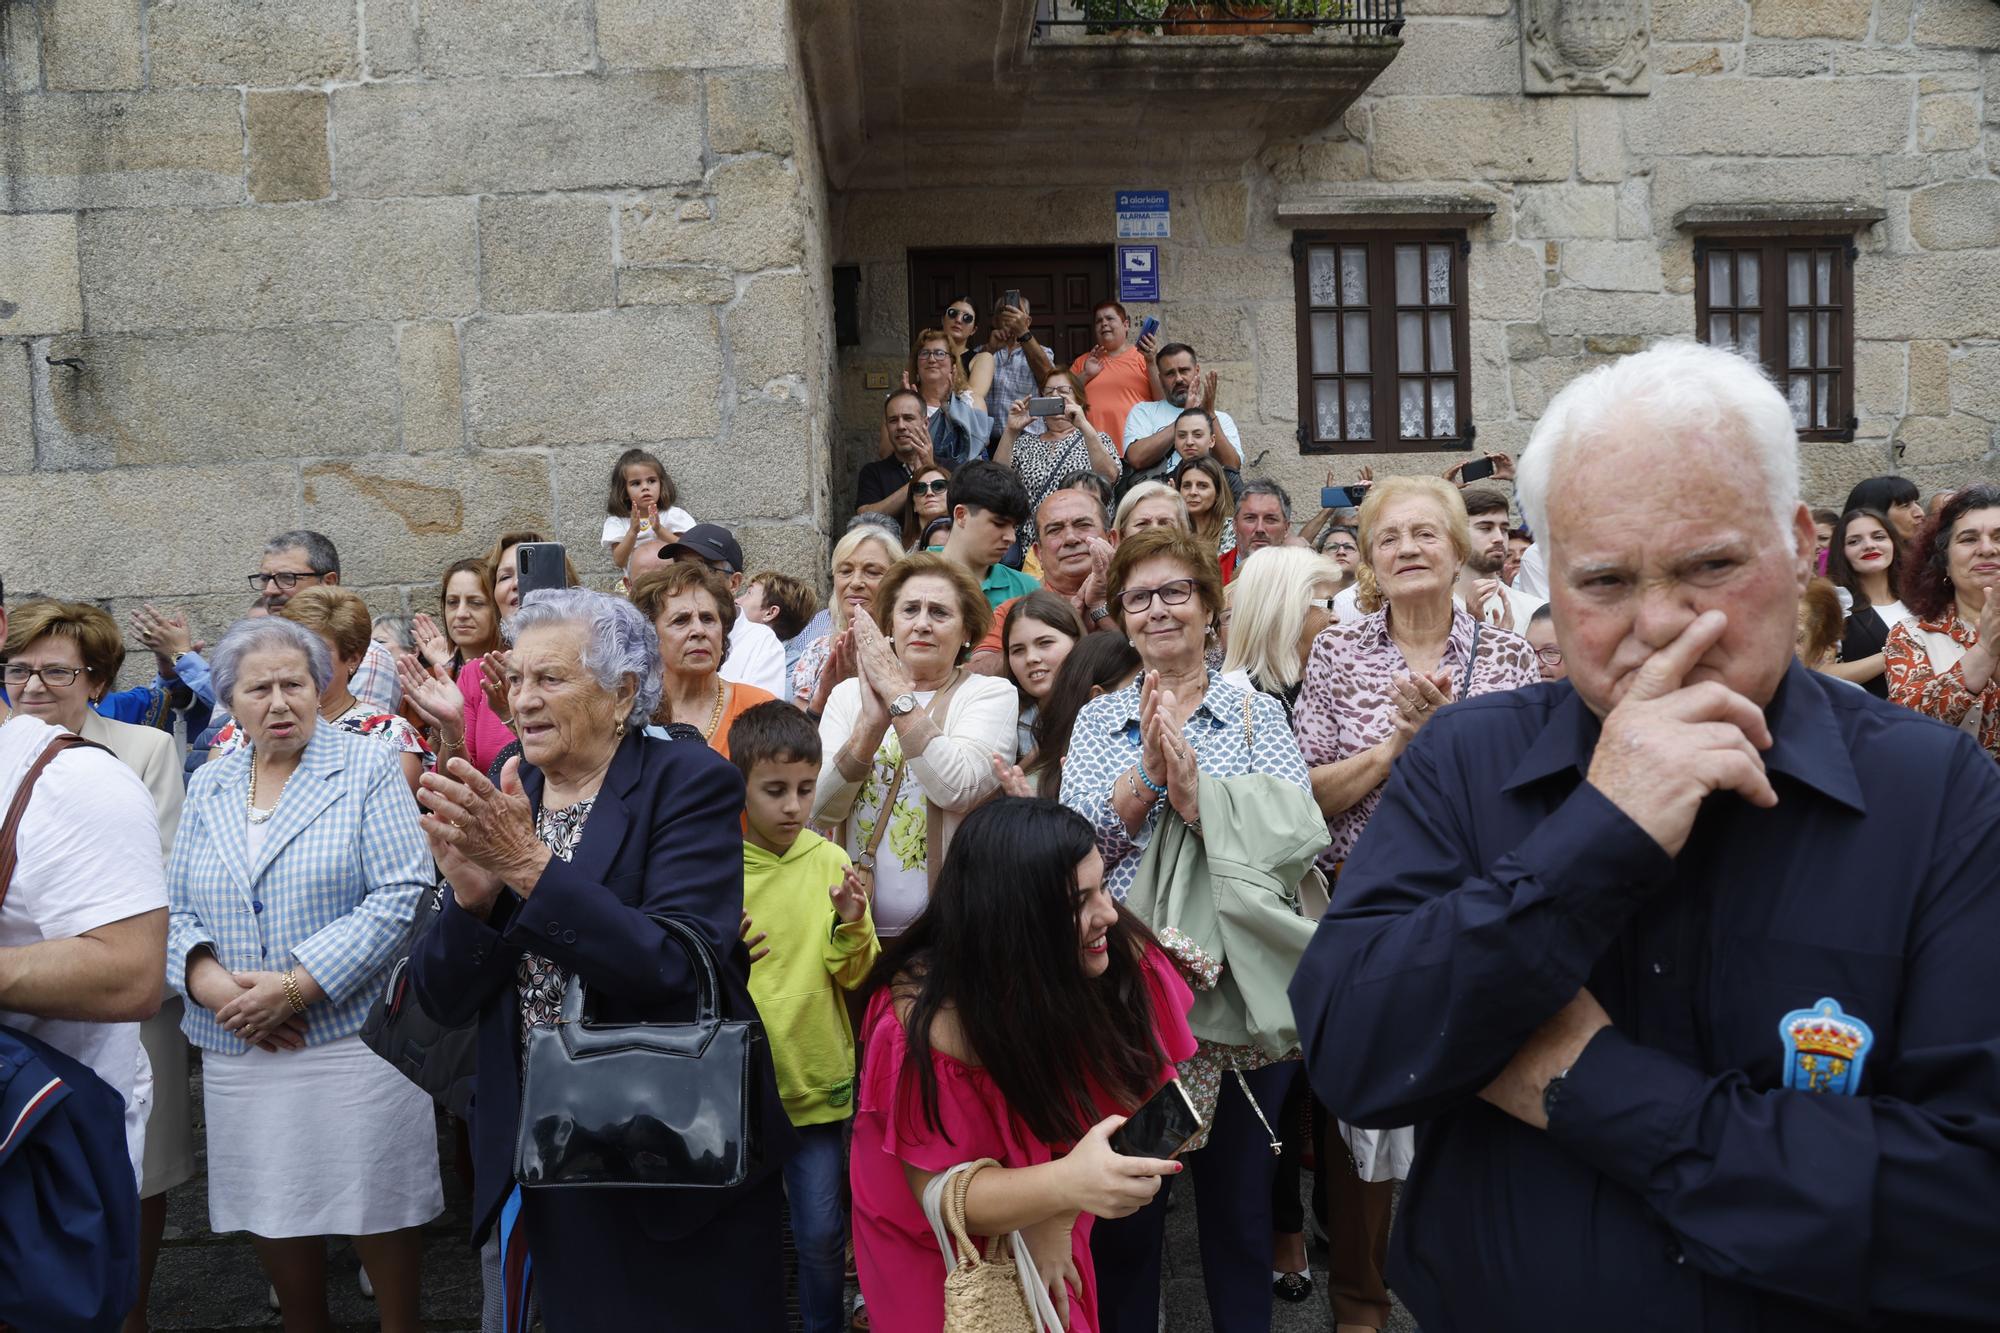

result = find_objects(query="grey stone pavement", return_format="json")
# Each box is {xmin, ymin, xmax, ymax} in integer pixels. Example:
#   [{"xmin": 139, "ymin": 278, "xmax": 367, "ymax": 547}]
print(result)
[{"xmin": 144, "ymin": 1054, "xmax": 1413, "ymax": 1332}]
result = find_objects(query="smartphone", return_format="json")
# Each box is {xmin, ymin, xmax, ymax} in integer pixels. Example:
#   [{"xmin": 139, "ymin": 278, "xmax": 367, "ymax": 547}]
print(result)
[
  {"xmin": 514, "ymin": 542, "xmax": 569, "ymax": 599},
  {"xmin": 1138, "ymin": 315, "xmax": 1161, "ymax": 342},
  {"xmin": 1321, "ymin": 486, "xmax": 1361, "ymax": 510},
  {"xmin": 1458, "ymin": 455, "xmax": 1497, "ymax": 484},
  {"xmin": 1028, "ymin": 396, "xmax": 1066, "ymax": 417},
  {"xmin": 1111, "ymin": 1078, "xmax": 1203, "ymax": 1160},
  {"xmin": 1003, "ymin": 288, "xmax": 1022, "ymax": 310}
]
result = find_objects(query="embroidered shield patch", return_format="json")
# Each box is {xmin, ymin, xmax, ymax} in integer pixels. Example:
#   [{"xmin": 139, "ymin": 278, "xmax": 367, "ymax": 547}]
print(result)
[{"xmin": 1779, "ymin": 996, "xmax": 1874, "ymax": 1096}]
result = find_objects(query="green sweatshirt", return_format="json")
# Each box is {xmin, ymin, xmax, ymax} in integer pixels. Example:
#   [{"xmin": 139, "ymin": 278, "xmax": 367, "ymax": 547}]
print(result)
[{"xmin": 743, "ymin": 830, "xmax": 880, "ymax": 1126}]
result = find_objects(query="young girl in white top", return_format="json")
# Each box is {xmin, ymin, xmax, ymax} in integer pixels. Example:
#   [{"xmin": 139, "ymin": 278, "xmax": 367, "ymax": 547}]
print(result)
[{"xmin": 601, "ymin": 448, "xmax": 697, "ymax": 571}]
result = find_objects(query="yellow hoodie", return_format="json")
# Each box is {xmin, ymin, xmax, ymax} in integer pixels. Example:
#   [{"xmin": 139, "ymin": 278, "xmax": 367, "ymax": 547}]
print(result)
[{"xmin": 743, "ymin": 829, "xmax": 879, "ymax": 1126}]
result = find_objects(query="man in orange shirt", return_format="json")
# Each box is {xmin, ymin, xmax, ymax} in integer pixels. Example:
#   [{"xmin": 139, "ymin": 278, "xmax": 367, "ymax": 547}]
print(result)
[{"xmin": 1070, "ymin": 299, "xmax": 1159, "ymax": 455}]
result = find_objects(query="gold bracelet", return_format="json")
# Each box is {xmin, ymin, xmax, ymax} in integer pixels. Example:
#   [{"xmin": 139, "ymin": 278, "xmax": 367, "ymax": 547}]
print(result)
[{"xmin": 282, "ymin": 968, "xmax": 308, "ymax": 1015}]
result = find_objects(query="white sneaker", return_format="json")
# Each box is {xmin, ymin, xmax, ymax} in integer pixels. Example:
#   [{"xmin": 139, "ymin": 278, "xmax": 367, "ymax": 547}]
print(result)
[{"xmin": 358, "ymin": 1266, "xmax": 374, "ymax": 1299}]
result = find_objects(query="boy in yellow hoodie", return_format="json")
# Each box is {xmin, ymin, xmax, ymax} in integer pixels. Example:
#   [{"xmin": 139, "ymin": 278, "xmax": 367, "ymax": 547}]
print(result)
[{"xmin": 730, "ymin": 702, "xmax": 878, "ymax": 1333}]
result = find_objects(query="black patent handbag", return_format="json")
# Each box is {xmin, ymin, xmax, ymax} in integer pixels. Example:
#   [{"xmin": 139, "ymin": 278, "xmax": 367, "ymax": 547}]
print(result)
[{"xmin": 513, "ymin": 915, "xmax": 765, "ymax": 1191}]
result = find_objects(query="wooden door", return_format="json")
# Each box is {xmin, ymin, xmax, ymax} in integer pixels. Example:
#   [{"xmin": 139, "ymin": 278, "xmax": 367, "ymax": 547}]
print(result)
[{"xmin": 907, "ymin": 248, "xmax": 1115, "ymax": 368}]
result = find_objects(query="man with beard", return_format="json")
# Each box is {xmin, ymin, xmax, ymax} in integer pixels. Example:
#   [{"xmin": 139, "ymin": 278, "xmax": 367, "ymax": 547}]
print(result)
[
  {"xmin": 1219, "ymin": 480, "xmax": 1296, "ymax": 584},
  {"xmin": 1458, "ymin": 488, "xmax": 1545, "ymax": 634},
  {"xmin": 1120, "ymin": 343, "xmax": 1244, "ymax": 494},
  {"xmin": 855, "ymin": 389, "xmax": 936, "ymax": 519}
]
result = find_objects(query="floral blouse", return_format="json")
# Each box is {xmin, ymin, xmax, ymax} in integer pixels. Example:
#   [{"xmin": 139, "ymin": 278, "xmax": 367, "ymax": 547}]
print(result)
[
  {"xmin": 1058, "ymin": 668, "xmax": 1310, "ymax": 902},
  {"xmin": 516, "ymin": 797, "xmax": 595, "ymax": 1065},
  {"xmin": 1885, "ymin": 615, "xmax": 2000, "ymax": 761},
  {"xmin": 214, "ymin": 701, "xmax": 432, "ymax": 768},
  {"xmin": 792, "ymin": 632, "xmax": 834, "ymax": 711},
  {"xmin": 1292, "ymin": 605, "xmax": 1539, "ymax": 867}
]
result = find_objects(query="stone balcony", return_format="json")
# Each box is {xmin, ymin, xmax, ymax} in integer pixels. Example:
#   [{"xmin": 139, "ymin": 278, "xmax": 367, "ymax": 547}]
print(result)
[{"xmin": 795, "ymin": 0, "xmax": 1405, "ymax": 187}]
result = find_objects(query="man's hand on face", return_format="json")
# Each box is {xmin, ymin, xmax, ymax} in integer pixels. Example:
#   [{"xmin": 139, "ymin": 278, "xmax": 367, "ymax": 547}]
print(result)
[{"xmin": 1584, "ymin": 609, "xmax": 1778, "ymax": 858}]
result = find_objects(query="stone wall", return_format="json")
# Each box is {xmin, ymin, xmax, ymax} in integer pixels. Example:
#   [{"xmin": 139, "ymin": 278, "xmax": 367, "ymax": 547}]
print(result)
[
  {"xmin": 830, "ymin": 0, "xmax": 1999, "ymax": 519},
  {"xmin": 0, "ymin": 0, "xmax": 833, "ymax": 688}
]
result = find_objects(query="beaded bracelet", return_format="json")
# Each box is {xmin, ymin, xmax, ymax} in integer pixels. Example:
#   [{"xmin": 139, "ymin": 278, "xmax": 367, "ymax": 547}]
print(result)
[{"xmin": 1136, "ymin": 765, "xmax": 1168, "ymax": 797}]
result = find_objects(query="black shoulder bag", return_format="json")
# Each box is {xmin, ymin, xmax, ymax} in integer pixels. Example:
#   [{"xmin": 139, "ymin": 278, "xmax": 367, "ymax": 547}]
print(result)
[
  {"xmin": 358, "ymin": 880, "xmax": 479, "ymax": 1118},
  {"xmin": 514, "ymin": 915, "xmax": 767, "ymax": 1190}
]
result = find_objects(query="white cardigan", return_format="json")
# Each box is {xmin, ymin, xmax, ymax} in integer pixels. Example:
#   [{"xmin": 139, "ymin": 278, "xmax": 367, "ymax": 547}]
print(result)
[{"xmin": 812, "ymin": 671, "xmax": 1018, "ymax": 838}]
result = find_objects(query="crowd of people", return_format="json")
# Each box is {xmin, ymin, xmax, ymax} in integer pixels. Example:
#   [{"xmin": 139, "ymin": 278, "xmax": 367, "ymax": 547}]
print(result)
[{"xmin": 1, "ymin": 318, "xmax": 1998, "ymax": 1333}]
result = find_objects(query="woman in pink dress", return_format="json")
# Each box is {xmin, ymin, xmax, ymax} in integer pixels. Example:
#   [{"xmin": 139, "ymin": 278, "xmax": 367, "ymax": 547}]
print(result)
[{"xmin": 851, "ymin": 797, "xmax": 1196, "ymax": 1333}]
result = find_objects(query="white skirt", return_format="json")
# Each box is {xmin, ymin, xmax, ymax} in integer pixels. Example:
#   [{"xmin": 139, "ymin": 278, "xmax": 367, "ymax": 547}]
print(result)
[{"xmin": 202, "ymin": 1033, "xmax": 444, "ymax": 1238}]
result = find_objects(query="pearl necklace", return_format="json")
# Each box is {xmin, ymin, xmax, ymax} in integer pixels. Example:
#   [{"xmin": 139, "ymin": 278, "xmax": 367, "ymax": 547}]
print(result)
[{"xmin": 247, "ymin": 755, "xmax": 295, "ymax": 825}]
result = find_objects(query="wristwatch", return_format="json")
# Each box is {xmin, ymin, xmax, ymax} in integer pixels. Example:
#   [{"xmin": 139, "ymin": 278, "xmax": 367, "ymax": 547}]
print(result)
[
  {"xmin": 1542, "ymin": 1066, "xmax": 1573, "ymax": 1124},
  {"xmin": 1089, "ymin": 605, "xmax": 1112, "ymax": 626},
  {"xmin": 887, "ymin": 692, "xmax": 920, "ymax": 718}
]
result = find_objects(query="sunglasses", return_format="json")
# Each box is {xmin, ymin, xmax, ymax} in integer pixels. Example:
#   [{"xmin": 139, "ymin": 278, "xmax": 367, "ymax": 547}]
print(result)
[
  {"xmin": 944, "ymin": 308, "xmax": 976, "ymax": 324},
  {"xmin": 912, "ymin": 479, "xmax": 951, "ymax": 495}
]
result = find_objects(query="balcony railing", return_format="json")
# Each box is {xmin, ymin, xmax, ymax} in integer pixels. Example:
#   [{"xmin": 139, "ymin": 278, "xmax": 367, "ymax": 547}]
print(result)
[{"xmin": 1034, "ymin": 0, "xmax": 1405, "ymax": 39}]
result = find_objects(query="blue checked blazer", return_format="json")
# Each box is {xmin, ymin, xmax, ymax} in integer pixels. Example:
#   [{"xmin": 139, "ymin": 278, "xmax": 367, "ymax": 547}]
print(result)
[{"xmin": 166, "ymin": 721, "xmax": 431, "ymax": 1054}]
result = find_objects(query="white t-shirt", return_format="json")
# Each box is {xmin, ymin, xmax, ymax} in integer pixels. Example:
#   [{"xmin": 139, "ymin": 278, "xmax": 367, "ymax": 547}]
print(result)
[
  {"xmin": 1870, "ymin": 599, "xmax": 1916, "ymax": 632},
  {"xmin": 721, "ymin": 619, "xmax": 789, "ymax": 698},
  {"xmin": 0, "ymin": 715, "xmax": 168, "ymax": 1182},
  {"xmin": 1514, "ymin": 541, "xmax": 1549, "ymax": 599},
  {"xmin": 1120, "ymin": 400, "xmax": 1244, "ymax": 484},
  {"xmin": 601, "ymin": 509, "xmax": 698, "ymax": 558}
]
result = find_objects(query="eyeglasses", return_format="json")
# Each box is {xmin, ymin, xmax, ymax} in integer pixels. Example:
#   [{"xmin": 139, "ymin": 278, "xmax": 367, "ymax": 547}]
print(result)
[
  {"xmin": 1310, "ymin": 596, "xmax": 1338, "ymax": 612},
  {"xmin": 1534, "ymin": 645, "xmax": 1565, "ymax": 665},
  {"xmin": 1326, "ymin": 542, "xmax": 1359, "ymax": 555},
  {"xmin": 248, "ymin": 570, "xmax": 321, "ymax": 591},
  {"xmin": 3, "ymin": 664, "xmax": 86, "ymax": 688},
  {"xmin": 912, "ymin": 479, "xmax": 951, "ymax": 495},
  {"xmin": 944, "ymin": 309, "xmax": 976, "ymax": 324},
  {"xmin": 1117, "ymin": 579, "xmax": 1197, "ymax": 615},
  {"xmin": 916, "ymin": 349, "xmax": 952, "ymax": 363}
]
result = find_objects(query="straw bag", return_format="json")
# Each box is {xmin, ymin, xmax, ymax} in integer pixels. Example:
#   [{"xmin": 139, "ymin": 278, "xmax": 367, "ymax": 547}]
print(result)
[{"xmin": 922, "ymin": 1160, "xmax": 1064, "ymax": 1333}]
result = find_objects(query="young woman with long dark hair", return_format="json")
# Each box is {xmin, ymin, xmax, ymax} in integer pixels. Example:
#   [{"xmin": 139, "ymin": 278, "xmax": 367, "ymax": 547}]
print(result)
[
  {"xmin": 1825, "ymin": 507, "xmax": 1912, "ymax": 698},
  {"xmin": 1024, "ymin": 633, "xmax": 1141, "ymax": 796},
  {"xmin": 1004, "ymin": 591, "xmax": 1087, "ymax": 762},
  {"xmin": 850, "ymin": 799, "xmax": 1195, "ymax": 1333}
]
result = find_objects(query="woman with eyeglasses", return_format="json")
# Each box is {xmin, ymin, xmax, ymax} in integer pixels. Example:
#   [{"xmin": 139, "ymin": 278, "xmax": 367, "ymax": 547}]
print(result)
[
  {"xmin": 1057, "ymin": 528, "xmax": 1319, "ymax": 1333},
  {"xmin": 994, "ymin": 371, "xmax": 1120, "ymax": 550},
  {"xmin": 1524, "ymin": 604, "xmax": 1565, "ymax": 682},
  {"xmin": 907, "ymin": 328, "xmax": 993, "ymax": 469},
  {"xmin": 902, "ymin": 461, "xmax": 954, "ymax": 552},
  {"xmin": 938, "ymin": 295, "xmax": 996, "ymax": 406},
  {"xmin": 2, "ymin": 599, "xmax": 193, "ymax": 1332}
]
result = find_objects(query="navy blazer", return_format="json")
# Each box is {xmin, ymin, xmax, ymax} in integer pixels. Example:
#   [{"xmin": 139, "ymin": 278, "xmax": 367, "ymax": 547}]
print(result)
[{"xmin": 411, "ymin": 727, "xmax": 795, "ymax": 1246}]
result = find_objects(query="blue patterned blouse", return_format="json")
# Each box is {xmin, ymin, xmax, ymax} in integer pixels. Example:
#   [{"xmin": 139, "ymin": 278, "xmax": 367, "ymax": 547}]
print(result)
[{"xmin": 1058, "ymin": 668, "xmax": 1311, "ymax": 901}]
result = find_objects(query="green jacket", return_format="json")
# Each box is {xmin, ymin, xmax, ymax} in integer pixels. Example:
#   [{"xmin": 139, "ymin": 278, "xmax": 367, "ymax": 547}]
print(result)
[
  {"xmin": 1122, "ymin": 771, "xmax": 1330, "ymax": 1058},
  {"xmin": 743, "ymin": 831, "xmax": 880, "ymax": 1126}
]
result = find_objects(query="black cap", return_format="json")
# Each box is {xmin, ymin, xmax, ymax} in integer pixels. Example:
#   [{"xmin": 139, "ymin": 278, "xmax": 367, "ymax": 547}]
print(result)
[{"xmin": 660, "ymin": 523, "xmax": 743, "ymax": 573}]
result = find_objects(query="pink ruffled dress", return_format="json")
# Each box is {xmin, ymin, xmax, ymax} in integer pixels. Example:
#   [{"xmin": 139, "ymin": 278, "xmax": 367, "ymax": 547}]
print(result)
[{"xmin": 850, "ymin": 948, "xmax": 1196, "ymax": 1333}]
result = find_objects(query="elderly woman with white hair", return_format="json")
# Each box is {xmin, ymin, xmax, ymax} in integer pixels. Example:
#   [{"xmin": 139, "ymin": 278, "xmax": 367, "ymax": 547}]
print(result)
[
  {"xmin": 1114, "ymin": 478, "xmax": 1193, "ymax": 541},
  {"xmin": 409, "ymin": 588, "xmax": 794, "ymax": 1331},
  {"xmin": 167, "ymin": 616, "xmax": 440, "ymax": 1331},
  {"xmin": 793, "ymin": 522, "xmax": 904, "ymax": 716}
]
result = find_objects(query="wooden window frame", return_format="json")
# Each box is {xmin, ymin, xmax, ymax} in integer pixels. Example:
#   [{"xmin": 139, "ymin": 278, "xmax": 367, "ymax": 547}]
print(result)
[
  {"xmin": 1694, "ymin": 235, "xmax": 1857, "ymax": 443},
  {"xmin": 1292, "ymin": 229, "xmax": 1474, "ymax": 456}
]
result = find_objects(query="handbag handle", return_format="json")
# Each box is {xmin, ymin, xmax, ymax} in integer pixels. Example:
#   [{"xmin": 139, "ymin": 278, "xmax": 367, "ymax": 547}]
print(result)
[{"xmin": 555, "ymin": 915, "xmax": 726, "ymax": 1058}]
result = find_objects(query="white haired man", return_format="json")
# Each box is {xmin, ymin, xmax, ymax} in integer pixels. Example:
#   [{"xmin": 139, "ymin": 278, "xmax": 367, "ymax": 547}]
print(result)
[{"xmin": 1290, "ymin": 340, "xmax": 2000, "ymax": 1330}]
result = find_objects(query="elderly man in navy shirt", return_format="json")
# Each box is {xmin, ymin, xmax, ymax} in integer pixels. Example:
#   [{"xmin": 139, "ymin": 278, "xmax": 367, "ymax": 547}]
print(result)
[{"xmin": 1291, "ymin": 339, "xmax": 2000, "ymax": 1331}]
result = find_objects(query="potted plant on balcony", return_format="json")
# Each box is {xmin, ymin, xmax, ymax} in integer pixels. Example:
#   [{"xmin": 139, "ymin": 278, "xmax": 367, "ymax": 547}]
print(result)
[
  {"xmin": 1161, "ymin": 0, "xmax": 1347, "ymax": 34},
  {"xmin": 1080, "ymin": 0, "xmax": 1168, "ymax": 34}
]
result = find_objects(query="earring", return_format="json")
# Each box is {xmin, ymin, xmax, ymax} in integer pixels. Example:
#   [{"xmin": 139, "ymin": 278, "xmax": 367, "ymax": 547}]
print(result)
[{"xmin": 616, "ymin": 721, "xmax": 627, "ymax": 738}]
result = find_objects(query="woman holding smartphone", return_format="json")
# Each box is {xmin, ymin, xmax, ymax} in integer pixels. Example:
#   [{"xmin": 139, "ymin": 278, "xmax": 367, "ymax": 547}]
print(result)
[
  {"xmin": 993, "ymin": 371, "xmax": 1120, "ymax": 549},
  {"xmin": 850, "ymin": 798, "xmax": 1195, "ymax": 1333}
]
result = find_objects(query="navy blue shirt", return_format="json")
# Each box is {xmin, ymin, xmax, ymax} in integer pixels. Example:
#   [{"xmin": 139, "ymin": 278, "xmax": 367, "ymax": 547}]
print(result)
[{"xmin": 1291, "ymin": 662, "xmax": 2000, "ymax": 1330}]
